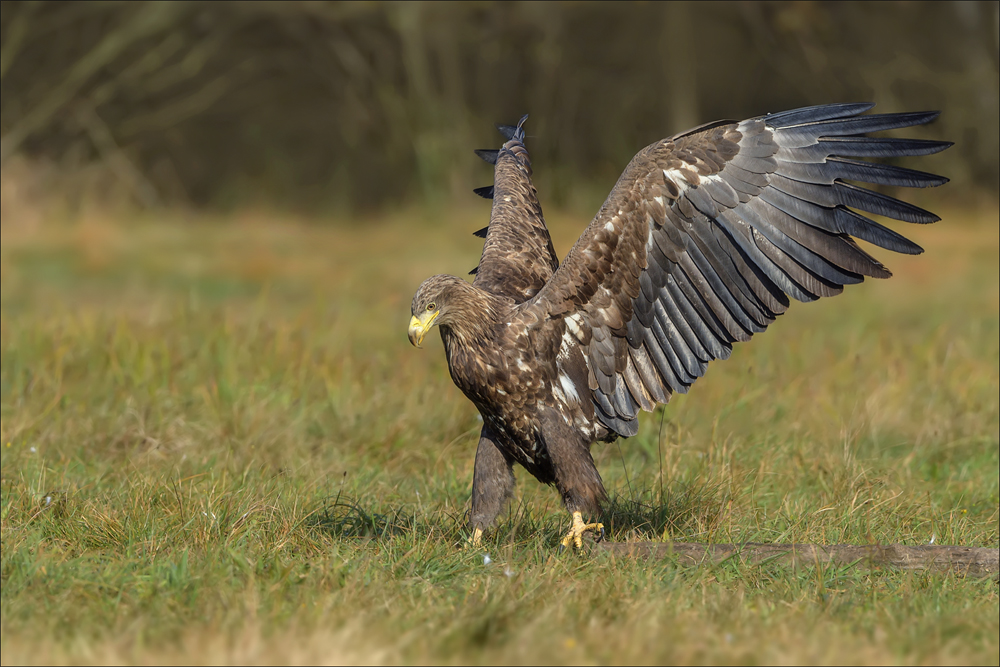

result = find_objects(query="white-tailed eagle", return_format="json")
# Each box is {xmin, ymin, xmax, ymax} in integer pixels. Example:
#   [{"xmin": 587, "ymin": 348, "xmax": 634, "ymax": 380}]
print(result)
[{"xmin": 408, "ymin": 103, "xmax": 950, "ymax": 549}]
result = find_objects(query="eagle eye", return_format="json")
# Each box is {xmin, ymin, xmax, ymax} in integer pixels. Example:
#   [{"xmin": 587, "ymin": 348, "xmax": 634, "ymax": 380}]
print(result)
[{"xmin": 427, "ymin": 302, "xmax": 436, "ymax": 311}]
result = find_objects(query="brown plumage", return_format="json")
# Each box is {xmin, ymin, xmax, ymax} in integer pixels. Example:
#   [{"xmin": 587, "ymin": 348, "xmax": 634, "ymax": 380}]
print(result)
[{"xmin": 408, "ymin": 105, "xmax": 951, "ymax": 547}]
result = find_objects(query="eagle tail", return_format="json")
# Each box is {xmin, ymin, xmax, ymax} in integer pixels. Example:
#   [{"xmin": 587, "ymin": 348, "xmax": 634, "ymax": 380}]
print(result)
[{"xmin": 495, "ymin": 114, "xmax": 530, "ymax": 142}]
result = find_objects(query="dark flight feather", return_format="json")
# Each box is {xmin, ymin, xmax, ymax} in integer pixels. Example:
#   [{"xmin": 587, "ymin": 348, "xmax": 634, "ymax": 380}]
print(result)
[
  {"xmin": 474, "ymin": 149, "xmax": 499, "ymax": 164},
  {"xmin": 496, "ymin": 124, "xmax": 519, "ymax": 141}
]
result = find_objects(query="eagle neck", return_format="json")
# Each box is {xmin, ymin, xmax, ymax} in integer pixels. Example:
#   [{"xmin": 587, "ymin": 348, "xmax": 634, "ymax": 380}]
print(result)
[{"xmin": 438, "ymin": 282, "xmax": 508, "ymax": 352}]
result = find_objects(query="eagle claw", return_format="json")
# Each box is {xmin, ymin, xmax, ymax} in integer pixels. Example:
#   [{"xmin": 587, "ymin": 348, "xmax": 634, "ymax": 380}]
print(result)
[
  {"xmin": 559, "ymin": 510, "xmax": 604, "ymax": 551},
  {"xmin": 466, "ymin": 527, "xmax": 485, "ymax": 549}
]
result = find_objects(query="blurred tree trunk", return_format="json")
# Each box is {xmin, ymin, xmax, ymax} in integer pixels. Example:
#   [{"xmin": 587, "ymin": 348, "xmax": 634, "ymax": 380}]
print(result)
[
  {"xmin": 390, "ymin": 1, "xmax": 470, "ymax": 202},
  {"xmin": 0, "ymin": 2, "xmax": 185, "ymax": 162},
  {"xmin": 0, "ymin": 1, "xmax": 992, "ymax": 212},
  {"xmin": 661, "ymin": 2, "xmax": 698, "ymax": 135}
]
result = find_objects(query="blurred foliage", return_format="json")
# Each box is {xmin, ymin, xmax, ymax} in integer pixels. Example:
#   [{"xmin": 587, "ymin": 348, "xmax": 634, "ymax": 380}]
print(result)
[{"xmin": 0, "ymin": 1, "xmax": 997, "ymax": 213}]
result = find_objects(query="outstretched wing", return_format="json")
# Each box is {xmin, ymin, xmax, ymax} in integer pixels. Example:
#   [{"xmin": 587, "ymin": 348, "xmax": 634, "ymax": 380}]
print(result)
[
  {"xmin": 520, "ymin": 103, "xmax": 951, "ymax": 436},
  {"xmin": 470, "ymin": 117, "xmax": 560, "ymax": 303}
]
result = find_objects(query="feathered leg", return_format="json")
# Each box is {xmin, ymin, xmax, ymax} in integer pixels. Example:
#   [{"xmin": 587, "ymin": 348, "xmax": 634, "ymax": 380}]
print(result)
[
  {"xmin": 538, "ymin": 406, "xmax": 607, "ymax": 550},
  {"xmin": 469, "ymin": 426, "xmax": 515, "ymax": 547}
]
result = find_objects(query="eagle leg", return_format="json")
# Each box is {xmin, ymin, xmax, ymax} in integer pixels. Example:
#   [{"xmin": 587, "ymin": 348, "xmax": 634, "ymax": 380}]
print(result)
[
  {"xmin": 537, "ymin": 406, "xmax": 608, "ymax": 551},
  {"xmin": 468, "ymin": 426, "xmax": 516, "ymax": 542},
  {"xmin": 559, "ymin": 510, "xmax": 605, "ymax": 551}
]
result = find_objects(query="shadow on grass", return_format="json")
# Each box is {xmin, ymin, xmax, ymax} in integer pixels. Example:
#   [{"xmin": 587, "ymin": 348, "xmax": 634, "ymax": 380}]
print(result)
[
  {"xmin": 305, "ymin": 495, "xmax": 465, "ymax": 543},
  {"xmin": 304, "ymin": 479, "xmax": 728, "ymax": 548},
  {"xmin": 601, "ymin": 479, "xmax": 728, "ymax": 542},
  {"xmin": 482, "ymin": 480, "xmax": 727, "ymax": 548}
]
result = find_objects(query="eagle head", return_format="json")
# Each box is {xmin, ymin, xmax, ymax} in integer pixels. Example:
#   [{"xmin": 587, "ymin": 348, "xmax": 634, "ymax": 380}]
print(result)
[{"xmin": 408, "ymin": 274, "xmax": 463, "ymax": 347}]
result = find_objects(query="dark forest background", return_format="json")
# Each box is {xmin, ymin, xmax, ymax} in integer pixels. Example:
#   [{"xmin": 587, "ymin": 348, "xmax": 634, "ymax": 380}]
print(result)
[{"xmin": 1, "ymin": 1, "xmax": 997, "ymax": 215}]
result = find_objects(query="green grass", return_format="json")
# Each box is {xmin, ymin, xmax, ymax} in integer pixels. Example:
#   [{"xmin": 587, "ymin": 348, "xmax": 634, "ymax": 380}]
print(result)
[{"xmin": 1, "ymin": 205, "xmax": 998, "ymax": 664}]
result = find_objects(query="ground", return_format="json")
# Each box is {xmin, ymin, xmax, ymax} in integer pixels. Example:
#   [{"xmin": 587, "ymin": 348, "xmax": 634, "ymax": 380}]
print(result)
[{"xmin": 1, "ymin": 202, "xmax": 997, "ymax": 664}]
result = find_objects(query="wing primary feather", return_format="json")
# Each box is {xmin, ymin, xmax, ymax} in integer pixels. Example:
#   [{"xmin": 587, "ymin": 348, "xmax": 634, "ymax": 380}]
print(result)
[
  {"xmin": 472, "ymin": 226, "xmax": 489, "ymax": 238},
  {"xmin": 710, "ymin": 214, "xmax": 816, "ymax": 303},
  {"xmin": 758, "ymin": 188, "xmax": 924, "ymax": 254},
  {"xmin": 776, "ymin": 137, "xmax": 952, "ymax": 162},
  {"xmin": 762, "ymin": 103, "xmax": 875, "ymax": 127},
  {"xmin": 733, "ymin": 200, "xmax": 865, "ymax": 285},
  {"xmin": 773, "ymin": 111, "xmax": 942, "ymax": 147},
  {"xmin": 495, "ymin": 115, "xmax": 530, "ymax": 142},
  {"xmin": 776, "ymin": 158, "xmax": 948, "ymax": 188},
  {"xmin": 473, "ymin": 115, "xmax": 560, "ymax": 303},
  {"xmin": 775, "ymin": 110, "xmax": 940, "ymax": 133},
  {"xmin": 473, "ymin": 186, "xmax": 495, "ymax": 199},
  {"xmin": 834, "ymin": 181, "xmax": 941, "ymax": 223},
  {"xmin": 675, "ymin": 256, "xmax": 750, "ymax": 343},
  {"xmin": 721, "ymin": 213, "xmax": 824, "ymax": 301},
  {"xmin": 469, "ymin": 266, "xmax": 479, "ymax": 275},
  {"xmin": 836, "ymin": 207, "xmax": 924, "ymax": 254},
  {"xmin": 743, "ymin": 195, "xmax": 882, "ymax": 278},
  {"xmin": 749, "ymin": 225, "xmax": 841, "ymax": 300},
  {"xmin": 768, "ymin": 174, "xmax": 940, "ymax": 224}
]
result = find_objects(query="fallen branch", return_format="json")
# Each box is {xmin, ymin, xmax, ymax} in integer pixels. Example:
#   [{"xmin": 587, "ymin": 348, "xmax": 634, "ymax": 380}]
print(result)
[{"xmin": 591, "ymin": 542, "xmax": 999, "ymax": 577}]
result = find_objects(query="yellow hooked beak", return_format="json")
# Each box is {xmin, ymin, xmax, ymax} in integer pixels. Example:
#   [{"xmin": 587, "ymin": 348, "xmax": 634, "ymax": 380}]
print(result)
[{"xmin": 408, "ymin": 310, "xmax": 439, "ymax": 348}]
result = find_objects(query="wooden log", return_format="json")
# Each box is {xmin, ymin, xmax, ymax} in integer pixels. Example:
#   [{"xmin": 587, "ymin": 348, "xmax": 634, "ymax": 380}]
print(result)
[{"xmin": 591, "ymin": 542, "xmax": 999, "ymax": 577}]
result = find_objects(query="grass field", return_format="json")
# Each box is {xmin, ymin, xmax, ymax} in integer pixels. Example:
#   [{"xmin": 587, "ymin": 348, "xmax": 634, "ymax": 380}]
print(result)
[{"xmin": 1, "ymin": 202, "xmax": 998, "ymax": 664}]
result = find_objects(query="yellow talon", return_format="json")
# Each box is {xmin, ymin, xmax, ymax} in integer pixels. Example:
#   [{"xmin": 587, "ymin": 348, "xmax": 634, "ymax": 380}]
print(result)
[
  {"xmin": 560, "ymin": 511, "xmax": 604, "ymax": 550},
  {"xmin": 468, "ymin": 527, "xmax": 484, "ymax": 548}
]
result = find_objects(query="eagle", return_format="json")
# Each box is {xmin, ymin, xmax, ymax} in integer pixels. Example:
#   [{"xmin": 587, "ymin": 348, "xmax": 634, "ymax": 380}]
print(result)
[{"xmin": 407, "ymin": 103, "xmax": 950, "ymax": 549}]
